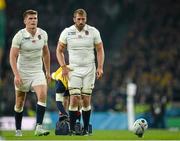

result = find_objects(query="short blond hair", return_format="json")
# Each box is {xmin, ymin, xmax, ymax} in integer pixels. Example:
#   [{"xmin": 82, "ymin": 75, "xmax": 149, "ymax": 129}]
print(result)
[
  {"xmin": 73, "ymin": 9, "xmax": 87, "ymax": 18},
  {"xmin": 23, "ymin": 9, "xmax": 38, "ymax": 19}
]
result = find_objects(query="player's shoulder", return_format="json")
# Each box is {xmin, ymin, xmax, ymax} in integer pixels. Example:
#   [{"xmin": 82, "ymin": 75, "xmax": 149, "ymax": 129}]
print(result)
[
  {"xmin": 13, "ymin": 28, "xmax": 25, "ymax": 39},
  {"xmin": 37, "ymin": 27, "xmax": 47, "ymax": 35},
  {"xmin": 12, "ymin": 29, "xmax": 26, "ymax": 44},
  {"xmin": 61, "ymin": 25, "xmax": 76, "ymax": 35},
  {"xmin": 86, "ymin": 24, "xmax": 95, "ymax": 29},
  {"xmin": 15, "ymin": 28, "xmax": 24, "ymax": 36},
  {"xmin": 65, "ymin": 25, "xmax": 76, "ymax": 32},
  {"xmin": 86, "ymin": 24, "xmax": 99, "ymax": 32}
]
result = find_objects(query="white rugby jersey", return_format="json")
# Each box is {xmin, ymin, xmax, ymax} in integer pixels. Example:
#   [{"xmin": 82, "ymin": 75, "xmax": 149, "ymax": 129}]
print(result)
[
  {"xmin": 59, "ymin": 24, "xmax": 102, "ymax": 66},
  {"xmin": 11, "ymin": 28, "xmax": 48, "ymax": 75}
]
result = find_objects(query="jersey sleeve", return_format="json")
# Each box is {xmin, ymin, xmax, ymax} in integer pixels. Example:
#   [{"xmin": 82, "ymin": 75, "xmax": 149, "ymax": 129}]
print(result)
[
  {"xmin": 59, "ymin": 28, "xmax": 67, "ymax": 44},
  {"xmin": 44, "ymin": 31, "xmax": 48, "ymax": 46},
  {"xmin": 11, "ymin": 31, "xmax": 22, "ymax": 48},
  {"xmin": 94, "ymin": 28, "xmax": 102, "ymax": 45}
]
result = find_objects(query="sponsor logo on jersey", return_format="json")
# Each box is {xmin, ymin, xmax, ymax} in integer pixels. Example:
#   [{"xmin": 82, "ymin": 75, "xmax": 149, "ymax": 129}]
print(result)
[
  {"xmin": 68, "ymin": 32, "xmax": 76, "ymax": 35},
  {"xmin": 24, "ymin": 37, "xmax": 30, "ymax": 40}
]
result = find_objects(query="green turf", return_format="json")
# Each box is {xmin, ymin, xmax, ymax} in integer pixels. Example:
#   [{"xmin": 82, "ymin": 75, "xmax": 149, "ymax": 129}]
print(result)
[{"xmin": 1, "ymin": 130, "xmax": 180, "ymax": 140}]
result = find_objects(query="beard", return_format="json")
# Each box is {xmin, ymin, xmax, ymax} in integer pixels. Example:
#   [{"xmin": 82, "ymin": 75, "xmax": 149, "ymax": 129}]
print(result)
[{"xmin": 76, "ymin": 24, "xmax": 85, "ymax": 31}]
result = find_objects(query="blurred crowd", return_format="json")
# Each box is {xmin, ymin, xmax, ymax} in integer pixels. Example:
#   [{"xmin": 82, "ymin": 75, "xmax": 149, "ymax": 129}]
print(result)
[
  {"xmin": 0, "ymin": 0, "xmax": 180, "ymax": 128},
  {"xmin": 93, "ymin": 0, "xmax": 180, "ymax": 113}
]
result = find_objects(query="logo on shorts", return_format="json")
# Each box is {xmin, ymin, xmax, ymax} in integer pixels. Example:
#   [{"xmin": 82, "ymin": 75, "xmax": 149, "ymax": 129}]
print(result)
[{"xmin": 68, "ymin": 32, "xmax": 76, "ymax": 35}]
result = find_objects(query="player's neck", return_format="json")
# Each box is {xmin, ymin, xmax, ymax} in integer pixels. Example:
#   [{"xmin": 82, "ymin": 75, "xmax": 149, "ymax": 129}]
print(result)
[
  {"xmin": 26, "ymin": 27, "xmax": 37, "ymax": 36},
  {"xmin": 75, "ymin": 25, "xmax": 83, "ymax": 32}
]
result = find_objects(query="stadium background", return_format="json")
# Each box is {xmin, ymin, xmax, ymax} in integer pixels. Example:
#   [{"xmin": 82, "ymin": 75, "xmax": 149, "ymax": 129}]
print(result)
[{"xmin": 0, "ymin": 0, "xmax": 180, "ymax": 131}]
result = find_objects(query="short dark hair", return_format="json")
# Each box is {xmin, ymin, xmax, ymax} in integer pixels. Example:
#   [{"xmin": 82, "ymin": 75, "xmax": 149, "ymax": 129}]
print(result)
[
  {"xmin": 23, "ymin": 9, "xmax": 38, "ymax": 19},
  {"xmin": 73, "ymin": 9, "xmax": 87, "ymax": 18}
]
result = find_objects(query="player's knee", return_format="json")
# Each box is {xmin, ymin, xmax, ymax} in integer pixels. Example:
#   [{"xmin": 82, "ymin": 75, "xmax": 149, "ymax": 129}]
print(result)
[
  {"xmin": 82, "ymin": 105, "xmax": 91, "ymax": 111},
  {"xmin": 70, "ymin": 95, "xmax": 81, "ymax": 106},
  {"xmin": 14, "ymin": 105, "xmax": 23, "ymax": 113},
  {"xmin": 37, "ymin": 96, "xmax": 46, "ymax": 103},
  {"xmin": 37, "ymin": 101, "xmax": 47, "ymax": 107},
  {"xmin": 56, "ymin": 93, "xmax": 64, "ymax": 102},
  {"xmin": 82, "ymin": 97, "xmax": 91, "ymax": 108},
  {"xmin": 81, "ymin": 89, "xmax": 91, "ymax": 107},
  {"xmin": 69, "ymin": 105, "xmax": 78, "ymax": 111},
  {"xmin": 81, "ymin": 88, "xmax": 92, "ymax": 95},
  {"xmin": 69, "ymin": 88, "xmax": 81, "ymax": 95}
]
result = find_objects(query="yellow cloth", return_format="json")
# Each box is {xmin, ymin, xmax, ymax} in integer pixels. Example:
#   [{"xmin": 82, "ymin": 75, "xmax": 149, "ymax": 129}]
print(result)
[
  {"xmin": 0, "ymin": 0, "xmax": 6, "ymax": 10},
  {"xmin": 51, "ymin": 67, "xmax": 68, "ymax": 89}
]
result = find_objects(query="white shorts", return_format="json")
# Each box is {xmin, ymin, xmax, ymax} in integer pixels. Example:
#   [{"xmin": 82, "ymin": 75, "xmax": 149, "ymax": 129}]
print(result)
[
  {"xmin": 68, "ymin": 63, "xmax": 96, "ymax": 93},
  {"xmin": 15, "ymin": 72, "xmax": 47, "ymax": 92}
]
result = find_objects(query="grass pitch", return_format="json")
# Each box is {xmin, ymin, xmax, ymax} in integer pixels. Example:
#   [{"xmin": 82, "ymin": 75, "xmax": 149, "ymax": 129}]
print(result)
[{"xmin": 1, "ymin": 130, "xmax": 180, "ymax": 140}]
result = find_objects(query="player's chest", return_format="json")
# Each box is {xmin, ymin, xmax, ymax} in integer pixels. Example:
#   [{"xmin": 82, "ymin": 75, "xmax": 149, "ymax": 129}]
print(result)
[
  {"xmin": 67, "ymin": 31, "xmax": 93, "ymax": 46},
  {"xmin": 21, "ymin": 36, "xmax": 44, "ymax": 50}
]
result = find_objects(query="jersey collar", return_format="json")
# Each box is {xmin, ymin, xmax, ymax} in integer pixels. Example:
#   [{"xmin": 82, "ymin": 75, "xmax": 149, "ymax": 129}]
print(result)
[
  {"xmin": 24, "ymin": 28, "xmax": 41, "ymax": 39},
  {"xmin": 73, "ymin": 24, "xmax": 87, "ymax": 32}
]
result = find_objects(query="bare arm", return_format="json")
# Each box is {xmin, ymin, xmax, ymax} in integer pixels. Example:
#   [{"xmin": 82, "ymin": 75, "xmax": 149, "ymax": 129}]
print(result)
[
  {"xmin": 56, "ymin": 42, "xmax": 69, "ymax": 78},
  {"xmin": 42, "ymin": 45, "xmax": 51, "ymax": 83},
  {"xmin": 95, "ymin": 42, "xmax": 105, "ymax": 79},
  {"xmin": 9, "ymin": 47, "xmax": 22, "ymax": 87},
  {"xmin": 56, "ymin": 42, "xmax": 67, "ymax": 67}
]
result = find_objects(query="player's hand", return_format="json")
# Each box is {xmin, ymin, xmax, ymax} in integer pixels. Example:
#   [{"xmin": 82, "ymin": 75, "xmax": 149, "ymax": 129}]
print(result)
[
  {"xmin": 46, "ymin": 73, "xmax": 51, "ymax": 84},
  {"xmin": 96, "ymin": 68, "xmax": 103, "ymax": 80},
  {"xmin": 62, "ymin": 66, "xmax": 70, "ymax": 80},
  {"xmin": 14, "ymin": 75, "xmax": 23, "ymax": 88}
]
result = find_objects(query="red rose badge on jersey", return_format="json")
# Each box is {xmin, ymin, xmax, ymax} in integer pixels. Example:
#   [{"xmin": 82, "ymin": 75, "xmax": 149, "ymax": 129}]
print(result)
[{"xmin": 85, "ymin": 30, "xmax": 89, "ymax": 35}]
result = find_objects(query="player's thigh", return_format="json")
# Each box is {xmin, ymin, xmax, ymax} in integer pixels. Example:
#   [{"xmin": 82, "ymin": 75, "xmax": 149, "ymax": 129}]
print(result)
[
  {"xmin": 31, "ymin": 73, "xmax": 47, "ymax": 87},
  {"xmin": 32, "ymin": 73, "xmax": 47, "ymax": 101},
  {"xmin": 68, "ymin": 75, "xmax": 81, "ymax": 104},
  {"xmin": 68, "ymin": 74, "xmax": 82, "ymax": 89},
  {"xmin": 68, "ymin": 69, "xmax": 83, "ymax": 106},
  {"xmin": 81, "ymin": 66, "xmax": 95, "ymax": 106},
  {"xmin": 15, "ymin": 78, "xmax": 31, "ymax": 92},
  {"xmin": 15, "ymin": 90, "xmax": 26, "ymax": 107},
  {"xmin": 33, "ymin": 85, "xmax": 47, "ymax": 101},
  {"xmin": 82, "ymin": 65, "xmax": 96, "ymax": 93}
]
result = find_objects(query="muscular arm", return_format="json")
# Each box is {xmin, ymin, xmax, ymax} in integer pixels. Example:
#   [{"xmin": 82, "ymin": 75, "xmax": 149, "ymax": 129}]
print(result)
[
  {"xmin": 95, "ymin": 42, "xmax": 105, "ymax": 79},
  {"xmin": 56, "ymin": 42, "xmax": 67, "ymax": 67},
  {"xmin": 56, "ymin": 42, "xmax": 69, "ymax": 78},
  {"xmin": 42, "ymin": 45, "xmax": 51, "ymax": 81},
  {"xmin": 9, "ymin": 47, "xmax": 20, "ymax": 77},
  {"xmin": 9, "ymin": 47, "xmax": 22, "ymax": 87}
]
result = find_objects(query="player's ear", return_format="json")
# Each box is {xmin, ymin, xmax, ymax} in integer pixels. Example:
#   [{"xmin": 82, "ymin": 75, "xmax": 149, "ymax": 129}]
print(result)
[
  {"xmin": 73, "ymin": 17, "xmax": 76, "ymax": 23},
  {"xmin": 24, "ymin": 18, "xmax": 26, "ymax": 25}
]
